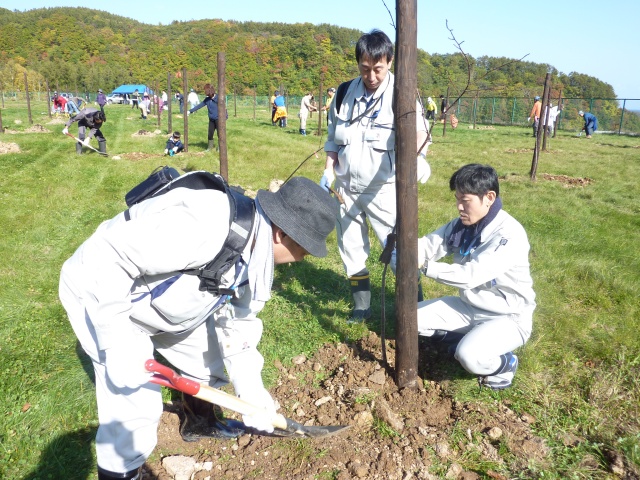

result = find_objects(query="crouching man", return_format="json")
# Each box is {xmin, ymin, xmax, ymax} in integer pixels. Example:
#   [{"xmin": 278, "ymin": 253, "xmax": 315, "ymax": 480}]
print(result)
[
  {"xmin": 59, "ymin": 177, "xmax": 337, "ymax": 479},
  {"xmin": 406, "ymin": 164, "xmax": 536, "ymax": 390},
  {"xmin": 62, "ymin": 107, "xmax": 107, "ymax": 155}
]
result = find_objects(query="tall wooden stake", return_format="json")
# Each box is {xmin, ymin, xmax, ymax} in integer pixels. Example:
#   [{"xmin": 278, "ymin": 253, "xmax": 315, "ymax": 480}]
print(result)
[
  {"xmin": 530, "ymin": 72, "xmax": 551, "ymax": 180},
  {"xmin": 394, "ymin": 0, "xmax": 419, "ymax": 389},
  {"xmin": 218, "ymin": 52, "xmax": 228, "ymax": 181},
  {"xmin": 156, "ymin": 81, "xmax": 161, "ymax": 129},
  {"xmin": 317, "ymin": 76, "xmax": 324, "ymax": 137},
  {"xmin": 442, "ymin": 86, "xmax": 449, "ymax": 137},
  {"xmin": 167, "ymin": 73, "xmax": 173, "ymax": 134},
  {"xmin": 182, "ymin": 68, "xmax": 188, "ymax": 152},
  {"xmin": 46, "ymin": 80, "xmax": 52, "ymax": 118},
  {"xmin": 24, "ymin": 72, "xmax": 33, "ymax": 125},
  {"xmin": 541, "ymin": 81, "xmax": 552, "ymax": 151}
]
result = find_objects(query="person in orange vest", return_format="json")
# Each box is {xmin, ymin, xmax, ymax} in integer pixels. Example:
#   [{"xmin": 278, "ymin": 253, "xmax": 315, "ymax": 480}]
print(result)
[{"xmin": 527, "ymin": 96, "xmax": 542, "ymax": 137}]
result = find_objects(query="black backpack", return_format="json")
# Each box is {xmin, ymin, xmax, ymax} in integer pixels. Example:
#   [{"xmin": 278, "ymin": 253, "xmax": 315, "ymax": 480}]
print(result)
[{"xmin": 124, "ymin": 166, "xmax": 255, "ymax": 296}]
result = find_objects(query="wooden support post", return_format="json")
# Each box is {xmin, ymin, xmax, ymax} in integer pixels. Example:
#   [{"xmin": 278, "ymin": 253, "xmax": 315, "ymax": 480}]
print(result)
[
  {"xmin": 394, "ymin": 0, "xmax": 419, "ymax": 389},
  {"xmin": 167, "ymin": 73, "xmax": 172, "ymax": 133},
  {"xmin": 233, "ymin": 86, "xmax": 237, "ymax": 118},
  {"xmin": 218, "ymin": 52, "xmax": 228, "ymax": 180},
  {"xmin": 530, "ymin": 72, "xmax": 551, "ymax": 180},
  {"xmin": 24, "ymin": 72, "xmax": 33, "ymax": 125},
  {"xmin": 317, "ymin": 76, "xmax": 323, "ymax": 137},
  {"xmin": 46, "ymin": 80, "xmax": 52, "ymax": 118},
  {"xmin": 156, "ymin": 81, "xmax": 161, "ymax": 129},
  {"xmin": 182, "ymin": 68, "xmax": 188, "ymax": 152},
  {"xmin": 553, "ymin": 89, "xmax": 562, "ymax": 137},
  {"xmin": 253, "ymin": 87, "xmax": 256, "ymax": 122},
  {"xmin": 442, "ymin": 86, "xmax": 449, "ymax": 137},
  {"xmin": 0, "ymin": 108, "xmax": 3, "ymax": 134},
  {"xmin": 541, "ymin": 82, "xmax": 552, "ymax": 151}
]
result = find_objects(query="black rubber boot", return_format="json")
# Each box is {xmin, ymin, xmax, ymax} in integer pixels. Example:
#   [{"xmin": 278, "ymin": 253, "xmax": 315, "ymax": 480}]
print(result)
[
  {"xmin": 76, "ymin": 141, "xmax": 83, "ymax": 155},
  {"xmin": 207, "ymin": 140, "xmax": 215, "ymax": 151},
  {"xmin": 99, "ymin": 140, "xmax": 107, "ymax": 155},
  {"xmin": 180, "ymin": 393, "xmax": 245, "ymax": 442},
  {"xmin": 97, "ymin": 466, "xmax": 141, "ymax": 479},
  {"xmin": 347, "ymin": 270, "xmax": 371, "ymax": 324}
]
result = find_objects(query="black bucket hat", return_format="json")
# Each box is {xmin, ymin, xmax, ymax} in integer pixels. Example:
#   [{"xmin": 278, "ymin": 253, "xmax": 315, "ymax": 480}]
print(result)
[{"xmin": 257, "ymin": 177, "xmax": 338, "ymax": 257}]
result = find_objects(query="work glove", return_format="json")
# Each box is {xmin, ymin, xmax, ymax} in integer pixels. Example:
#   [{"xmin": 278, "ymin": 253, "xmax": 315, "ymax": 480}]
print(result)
[
  {"xmin": 104, "ymin": 342, "xmax": 152, "ymax": 390},
  {"xmin": 240, "ymin": 386, "xmax": 277, "ymax": 433},
  {"xmin": 319, "ymin": 167, "xmax": 335, "ymax": 192},
  {"xmin": 172, "ymin": 146, "xmax": 179, "ymax": 153},
  {"xmin": 163, "ymin": 148, "xmax": 168, "ymax": 155},
  {"xmin": 187, "ymin": 111, "xmax": 191, "ymax": 116},
  {"xmin": 527, "ymin": 117, "xmax": 531, "ymax": 122},
  {"xmin": 417, "ymin": 154, "xmax": 431, "ymax": 184},
  {"xmin": 82, "ymin": 137, "xmax": 91, "ymax": 147},
  {"xmin": 62, "ymin": 127, "xmax": 69, "ymax": 135}
]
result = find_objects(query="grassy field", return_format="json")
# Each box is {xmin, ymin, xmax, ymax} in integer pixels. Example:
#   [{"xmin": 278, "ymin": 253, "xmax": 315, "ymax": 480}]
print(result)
[{"xmin": 1, "ymin": 101, "xmax": 639, "ymax": 479}]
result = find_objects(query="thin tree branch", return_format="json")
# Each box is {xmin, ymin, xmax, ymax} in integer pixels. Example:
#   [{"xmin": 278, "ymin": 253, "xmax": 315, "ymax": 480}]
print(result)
[{"xmin": 381, "ymin": 0, "xmax": 396, "ymax": 30}]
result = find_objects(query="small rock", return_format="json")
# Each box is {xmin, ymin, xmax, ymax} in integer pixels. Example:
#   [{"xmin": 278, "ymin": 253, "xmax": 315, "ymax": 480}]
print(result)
[
  {"xmin": 314, "ymin": 396, "xmax": 332, "ymax": 407},
  {"xmin": 520, "ymin": 413, "xmax": 535, "ymax": 424},
  {"xmin": 111, "ymin": 155, "xmax": 121, "ymax": 160},
  {"xmin": 368, "ymin": 369, "xmax": 386, "ymax": 385},
  {"xmin": 487, "ymin": 427, "xmax": 503, "ymax": 440},
  {"xmin": 373, "ymin": 397, "xmax": 404, "ymax": 431},
  {"xmin": 162, "ymin": 455, "xmax": 196, "ymax": 480},
  {"xmin": 237, "ymin": 434, "xmax": 251, "ymax": 447},
  {"xmin": 445, "ymin": 462, "xmax": 463, "ymax": 478},
  {"xmin": 435, "ymin": 441, "xmax": 450, "ymax": 459},
  {"xmin": 292, "ymin": 354, "xmax": 306, "ymax": 365},
  {"xmin": 353, "ymin": 411, "xmax": 374, "ymax": 426},
  {"xmin": 313, "ymin": 362, "xmax": 322, "ymax": 372}
]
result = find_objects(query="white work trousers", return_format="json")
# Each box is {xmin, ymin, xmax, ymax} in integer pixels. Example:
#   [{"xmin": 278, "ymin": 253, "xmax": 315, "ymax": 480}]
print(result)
[
  {"xmin": 417, "ymin": 296, "xmax": 532, "ymax": 375},
  {"xmin": 59, "ymin": 277, "xmax": 229, "ymax": 473},
  {"xmin": 335, "ymin": 183, "xmax": 396, "ymax": 277},
  {"xmin": 299, "ymin": 112, "xmax": 309, "ymax": 131}
]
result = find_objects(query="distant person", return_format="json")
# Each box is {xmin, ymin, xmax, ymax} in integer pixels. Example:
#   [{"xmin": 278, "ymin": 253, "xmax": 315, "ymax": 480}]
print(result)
[
  {"xmin": 425, "ymin": 96, "xmax": 437, "ymax": 121},
  {"xmin": 439, "ymin": 94, "xmax": 448, "ymax": 121},
  {"xmin": 140, "ymin": 93, "xmax": 151, "ymax": 120},
  {"xmin": 176, "ymin": 91, "xmax": 184, "ymax": 114},
  {"xmin": 542, "ymin": 102, "xmax": 562, "ymax": 135},
  {"xmin": 270, "ymin": 90, "xmax": 278, "ymax": 126},
  {"xmin": 187, "ymin": 88, "xmax": 200, "ymax": 110},
  {"xmin": 131, "ymin": 89, "xmax": 140, "ymax": 110},
  {"xmin": 273, "ymin": 92, "xmax": 287, "ymax": 128},
  {"xmin": 96, "ymin": 89, "xmax": 107, "ymax": 119},
  {"xmin": 579, "ymin": 110, "xmax": 598, "ymax": 138},
  {"xmin": 62, "ymin": 107, "xmax": 107, "ymax": 155},
  {"xmin": 161, "ymin": 91, "xmax": 168, "ymax": 110},
  {"xmin": 528, "ymin": 96, "xmax": 542, "ymax": 137},
  {"xmin": 164, "ymin": 131, "xmax": 184, "ymax": 156},
  {"xmin": 398, "ymin": 164, "xmax": 536, "ymax": 390},
  {"xmin": 65, "ymin": 96, "xmax": 81, "ymax": 116},
  {"xmin": 321, "ymin": 87, "xmax": 336, "ymax": 116},
  {"xmin": 52, "ymin": 92, "xmax": 67, "ymax": 115},
  {"xmin": 187, "ymin": 83, "xmax": 224, "ymax": 151},
  {"xmin": 298, "ymin": 92, "xmax": 317, "ymax": 136}
]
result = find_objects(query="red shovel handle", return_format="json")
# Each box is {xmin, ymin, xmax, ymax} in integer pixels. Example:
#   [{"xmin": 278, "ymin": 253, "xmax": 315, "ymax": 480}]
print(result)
[{"xmin": 145, "ymin": 359, "xmax": 200, "ymax": 396}]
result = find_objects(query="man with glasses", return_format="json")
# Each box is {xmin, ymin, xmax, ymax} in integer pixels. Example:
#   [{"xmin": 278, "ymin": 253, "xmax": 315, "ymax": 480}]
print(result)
[{"xmin": 320, "ymin": 29, "xmax": 431, "ymax": 323}]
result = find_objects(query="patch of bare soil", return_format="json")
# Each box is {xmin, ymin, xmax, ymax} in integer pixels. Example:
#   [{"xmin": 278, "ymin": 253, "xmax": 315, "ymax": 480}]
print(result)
[
  {"xmin": 120, "ymin": 151, "xmax": 159, "ymax": 161},
  {"xmin": 0, "ymin": 141, "xmax": 21, "ymax": 154},
  {"xmin": 541, "ymin": 173, "xmax": 593, "ymax": 187},
  {"xmin": 143, "ymin": 333, "xmax": 555, "ymax": 479},
  {"xmin": 132, "ymin": 129, "xmax": 157, "ymax": 137},
  {"xmin": 47, "ymin": 118, "xmax": 67, "ymax": 125},
  {"xmin": 505, "ymin": 148, "xmax": 533, "ymax": 153},
  {"xmin": 24, "ymin": 124, "xmax": 51, "ymax": 133}
]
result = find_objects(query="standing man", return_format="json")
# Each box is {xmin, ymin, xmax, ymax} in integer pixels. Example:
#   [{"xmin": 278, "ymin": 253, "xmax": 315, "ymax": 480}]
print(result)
[
  {"xmin": 273, "ymin": 92, "xmax": 287, "ymax": 128},
  {"xmin": 187, "ymin": 88, "xmax": 200, "ymax": 110},
  {"xmin": 425, "ymin": 96, "xmax": 437, "ymax": 121},
  {"xmin": 62, "ymin": 107, "xmax": 107, "ymax": 155},
  {"xmin": 187, "ymin": 83, "xmax": 223, "ymax": 151},
  {"xmin": 59, "ymin": 176, "xmax": 338, "ymax": 480},
  {"xmin": 579, "ymin": 110, "xmax": 598, "ymax": 138},
  {"xmin": 439, "ymin": 94, "xmax": 448, "ymax": 121},
  {"xmin": 96, "ymin": 89, "xmax": 107, "ymax": 120},
  {"xmin": 528, "ymin": 96, "xmax": 542, "ymax": 137},
  {"xmin": 270, "ymin": 90, "xmax": 278, "ymax": 126},
  {"xmin": 298, "ymin": 92, "xmax": 317, "ymax": 136},
  {"xmin": 320, "ymin": 29, "xmax": 430, "ymax": 322},
  {"xmin": 176, "ymin": 91, "xmax": 184, "ymax": 114},
  {"xmin": 321, "ymin": 87, "xmax": 336, "ymax": 117},
  {"xmin": 131, "ymin": 89, "xmax": 140, "ymax": 110}
]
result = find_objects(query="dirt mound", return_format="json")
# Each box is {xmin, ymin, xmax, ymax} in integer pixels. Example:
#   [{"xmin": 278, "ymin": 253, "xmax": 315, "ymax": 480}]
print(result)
[
  {"xmin": 542, "ymin": 173, "xmax": 593, "ymax": 187},
  {"xmin": 132, "ymin": 129, "xmax": 156, "ymax": 137},
  {"xmin": 24, "ymin": 124, "xmax": 51, "ymax": 133},
  {"xmin": 47, "ymin": 118, "xmax": 67, "ymax": 125},
  {"xmin": 0, "ymin": 142, "xmax": 20, "ymax": 154},
  {"xmin": 121, "ymin": 152, "xmax": 158, "ymax": 161},
  {"xmin": 144, "ymin": 332, "xmax": 551, "ymax": 479}
]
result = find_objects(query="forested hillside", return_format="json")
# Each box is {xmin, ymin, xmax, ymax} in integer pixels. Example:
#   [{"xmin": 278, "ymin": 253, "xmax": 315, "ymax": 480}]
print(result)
[{"xmin": 0, "ymin": 6, "xmax": 619, "ymax": 100}]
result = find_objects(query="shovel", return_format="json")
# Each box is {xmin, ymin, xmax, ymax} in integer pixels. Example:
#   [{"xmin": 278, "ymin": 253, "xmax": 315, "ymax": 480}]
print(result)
[
  {"xmin": 64, "ymin": 132, "xmax": 108, "ymax": 156},
  {"xmin": 145, "ymin": 359, "xmax": 350, "ymax": 438}
]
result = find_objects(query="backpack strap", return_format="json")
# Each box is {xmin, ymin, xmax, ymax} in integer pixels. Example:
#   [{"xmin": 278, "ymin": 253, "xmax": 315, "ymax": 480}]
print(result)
[{"xmin": 334, "ymin": 79, "xmax": 354, "ymax": 114}]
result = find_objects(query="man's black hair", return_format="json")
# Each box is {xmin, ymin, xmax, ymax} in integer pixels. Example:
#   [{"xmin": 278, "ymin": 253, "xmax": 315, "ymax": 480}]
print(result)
[
  {"xmin": 94, "ymin": 111, "xmax": 106, "ymax": 122},
  {"xmin": 449, "ymin": 164, "xmax": 499, "ymax": 197},
  {"xmin": 355, "ymin": 29, "xmax": 394, "ymax": 64}
]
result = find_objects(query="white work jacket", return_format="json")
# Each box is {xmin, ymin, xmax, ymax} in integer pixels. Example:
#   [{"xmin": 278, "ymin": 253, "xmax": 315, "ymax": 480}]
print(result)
[
  {"xmin": 419, "ymin": 209, "xmax": 536, "ymax": 316},
  {"xmin": 324, "ymin": 72, "xmax": 427, "ymax": 194}
]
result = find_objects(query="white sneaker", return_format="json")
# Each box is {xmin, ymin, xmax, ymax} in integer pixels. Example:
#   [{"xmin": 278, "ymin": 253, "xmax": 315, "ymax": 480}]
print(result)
[{"xmin": 478, "ymin": 353, "xmax": 518, "ymax": 390}]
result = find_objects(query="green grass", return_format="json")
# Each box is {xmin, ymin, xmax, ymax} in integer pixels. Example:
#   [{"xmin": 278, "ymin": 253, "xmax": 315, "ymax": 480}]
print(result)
[{"xmin": 1, "ymin": 101, "xmax": 639, "ymax": 479}]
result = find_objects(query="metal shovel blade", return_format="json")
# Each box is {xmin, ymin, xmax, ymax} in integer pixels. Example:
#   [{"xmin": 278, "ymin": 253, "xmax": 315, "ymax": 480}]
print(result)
[{"xmin": 271, "ymin": 417, "xmax": 351, "ymax": 438}]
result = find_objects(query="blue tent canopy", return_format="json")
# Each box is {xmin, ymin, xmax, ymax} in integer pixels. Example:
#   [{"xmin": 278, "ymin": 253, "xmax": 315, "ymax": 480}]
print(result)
[{"xmin": 111, "ymin": 84, "xmax": 150, "ymax": 95}]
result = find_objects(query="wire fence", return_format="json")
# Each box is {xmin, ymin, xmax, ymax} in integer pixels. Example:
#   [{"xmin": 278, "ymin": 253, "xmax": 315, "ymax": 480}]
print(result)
[{"xmin": 2, "ymin": 91, "xmax": 639, "ymax": 136}]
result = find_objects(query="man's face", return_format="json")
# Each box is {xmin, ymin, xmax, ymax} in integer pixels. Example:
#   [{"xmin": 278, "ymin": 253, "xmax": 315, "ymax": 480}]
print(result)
[
  {"xmin": 273, "ymin": 229, "xmax": 309, "ymax": 264},
  {"xmin": 455, "ymin": 191, "xmax": 495, "ymax": 226},
  {"xmin": 358, "ymin": 55, "xmax": 392, "ymax": 92}
]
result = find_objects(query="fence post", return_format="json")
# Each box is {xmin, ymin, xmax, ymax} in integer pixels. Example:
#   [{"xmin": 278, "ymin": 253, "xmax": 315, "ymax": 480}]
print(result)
[
  {"xmin": 0, "ymin": 108, "xmax": 3, "ymax": 134},
  {"xmin": 24, "ymin": 72, "xmax": 33, "ymax": 125},
  {"xmin": 46, "ymin": 80, "xmax": 52, "ymax": 118},
  {"xmin": 531, "ymin": 72, "xmax": 551, "ymax": 180},
  {"xmin": 167, "ymin": 73, "xmax": 172, "ymax": 133},
  {"xmin": 491, "ymin": 97, "xmax": 495, "ymax": 124},
  {"xmin": 253, "ymin": 87, "xmax": 256, "ymax": 122},
  {"xmin": 511, "ymin": 97, "xmax": 516, "ymax": 125},
  {"xmin": 619, "ymin": 99, "xmax": 626, "ymax": 135},
  {"xmin": 182, "ymin": 68, "xmax": 188, "ymax": 152},
  {"xmin": 553, "ymin": 90, "xmax": 562, "ymax": 137},
  {"xmin": 218, "ymin": 52, "xmax": 228, "ymax": 180},
  {"xmin": 317, "ymin": 76, "xmax": 323, "ymax": 137}
]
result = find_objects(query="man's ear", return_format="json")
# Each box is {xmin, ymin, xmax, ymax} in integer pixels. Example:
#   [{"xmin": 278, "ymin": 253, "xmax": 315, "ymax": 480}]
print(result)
[
  {"xmin": 272, "ymin": 226, "xmax": 286, "ymax": 245},
  {"xmin": 486, "ymin": 191, "xmax": 497, "ymax": 204}
]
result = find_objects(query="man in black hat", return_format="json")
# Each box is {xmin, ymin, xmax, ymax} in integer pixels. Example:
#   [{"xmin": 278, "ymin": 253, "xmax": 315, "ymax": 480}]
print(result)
[
  {"xmin": 59, "ymin": 176, "xmax": 338, "ymax": 480},
  {"xmin": 62, "ymin": 107, "xmax": 107, "ymax": 155}
]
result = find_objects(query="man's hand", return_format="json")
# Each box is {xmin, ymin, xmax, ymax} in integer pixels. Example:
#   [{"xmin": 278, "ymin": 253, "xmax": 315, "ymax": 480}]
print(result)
[
  {"xmin": 319, "ymin": 168, "xmax": 335, "ymax": 192},
  {"xmin": 82, "ymin": 138, "xmax": 91, "ymax": 147},
  {"xmin": 240, "ymin": 387, "xmax": 276, "ymax": 433},
  {"xmin": 62, "ymin": 127, "xmax": 69, "ymax": 135},
  {"xmin": 527, "ymin": 117, "xmax": 531, "ymax": 122},
  {"xmin": 104, "ymin": 344, "xmax": 152, "ymax": 389},
  {"xmin": 417, "ymin": 154, "xmax": 431, "ymax": 184}
]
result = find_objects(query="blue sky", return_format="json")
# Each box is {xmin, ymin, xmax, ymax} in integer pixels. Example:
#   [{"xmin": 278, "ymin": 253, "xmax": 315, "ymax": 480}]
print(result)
[{"xmin": 3, "ymin": 0, "xmax": 637, "ymax": 99}]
